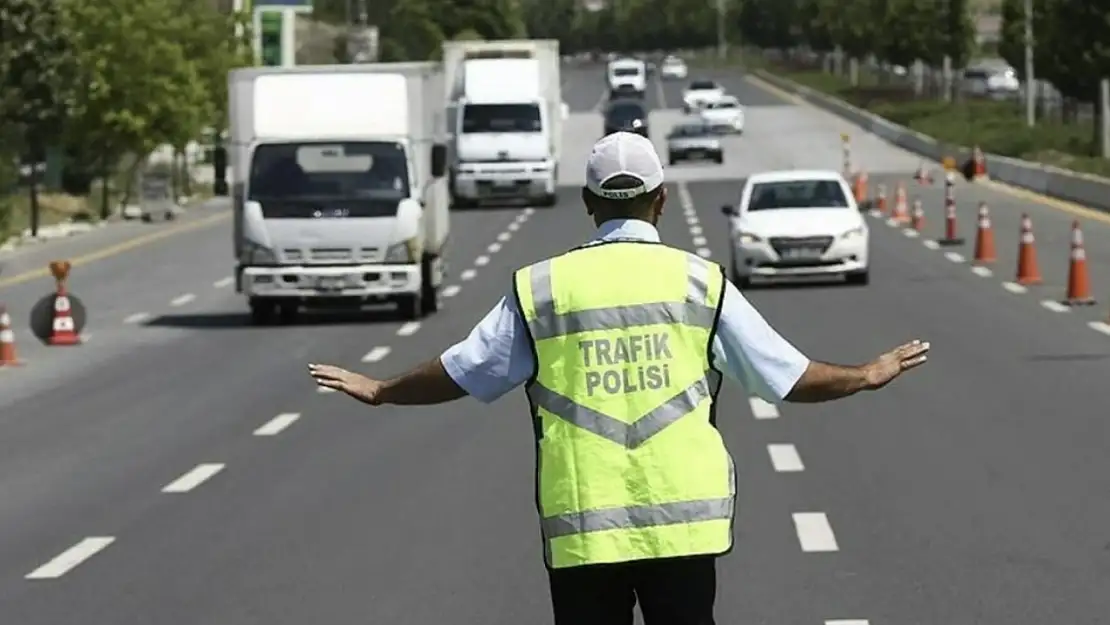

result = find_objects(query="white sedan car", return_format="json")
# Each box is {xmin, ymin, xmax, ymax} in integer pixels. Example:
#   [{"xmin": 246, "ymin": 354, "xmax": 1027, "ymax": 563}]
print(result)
[
  {"xmin": 721, "ymin": 170, "xmax": 869, "ymax": 287},
  {"xmin": 681, "ymin": 79, "xmax": 724, "ymax": 113},
  {"xmin": 699, "ymin": 95, "xmax": 744, "ymax": 133},
  {"xmin": 659, "ymin": 56, "xmax": 688, "ymax": 80}
]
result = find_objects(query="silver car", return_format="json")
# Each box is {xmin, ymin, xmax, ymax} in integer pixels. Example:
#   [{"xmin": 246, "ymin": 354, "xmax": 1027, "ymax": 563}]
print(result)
[{"xmin": 666, "ymin": 123, "xmax": 723, "ymax": 165}]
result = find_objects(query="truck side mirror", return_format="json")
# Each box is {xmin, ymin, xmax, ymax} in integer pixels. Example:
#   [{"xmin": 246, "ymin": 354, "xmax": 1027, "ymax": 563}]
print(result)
[
  {"xmin": 431, "ymin": 143, "xmax": 447, "ymax": 178},
  {"xmin": 720, "ymin": 204, "xmax": 735, "ymax": 216}
]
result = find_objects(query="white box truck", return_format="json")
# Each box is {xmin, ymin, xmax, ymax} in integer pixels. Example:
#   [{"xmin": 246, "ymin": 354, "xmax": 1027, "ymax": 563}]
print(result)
[
  {"xmin": 443, "ymin": 40, "xmax": 566, "ymax": 208},
  {"xmin": 228, "ymin": 63, "xmax": 449, "ymax": 323}
]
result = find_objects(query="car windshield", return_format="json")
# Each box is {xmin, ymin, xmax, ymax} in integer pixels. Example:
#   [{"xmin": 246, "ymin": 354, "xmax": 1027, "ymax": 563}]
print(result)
[
  {"xmin": 613, "ymin": 66, "xmax": 641, "ymax": 76},
  {"xmin": 707, "ymin": 100, "xmax": 738, "ymax": 109},
  {"xmin": 248, "ymin": 141, "xmax": 409, "ymax": 202},
  {"xmin": 747, "ymin": 180, "xmax": 849, "ymax": 210},
  {"xmin": 689, "ymin": 81, "xmax": 717, "ymax": 90},
  {"xmin": 462, "ymin": 103, "xmax": 542, "ymax": 133},
  {"xmin": 672, "ymin": 124, "xmax": 710, "ymax": 137},
  {"xmin": 607, "ymin": 103, "xmax": 645, "ymax": 123}
]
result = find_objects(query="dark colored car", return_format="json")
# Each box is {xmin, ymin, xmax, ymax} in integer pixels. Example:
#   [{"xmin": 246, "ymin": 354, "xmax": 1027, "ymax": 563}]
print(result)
[{"xmin": 603, "ymin": 99, "xmax": 649, "ymax": 138}]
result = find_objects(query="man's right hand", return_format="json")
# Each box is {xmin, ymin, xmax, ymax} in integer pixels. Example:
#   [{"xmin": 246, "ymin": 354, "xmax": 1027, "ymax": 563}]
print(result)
[{"xmin": 863, "ymin": 340, "xmax": 930, "ymax": 390}]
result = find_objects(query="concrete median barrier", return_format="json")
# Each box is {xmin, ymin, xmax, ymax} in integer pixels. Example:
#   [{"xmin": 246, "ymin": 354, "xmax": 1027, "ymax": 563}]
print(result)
[{"xmin": 753, "ymin": 69, "xmax": 1110, "ymax": 214}]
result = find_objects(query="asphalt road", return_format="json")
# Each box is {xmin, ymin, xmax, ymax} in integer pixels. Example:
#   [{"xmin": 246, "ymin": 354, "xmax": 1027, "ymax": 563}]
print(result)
[{"xmin": 1, "ymin": 63, "xmax": 1110, "ymax": 624}]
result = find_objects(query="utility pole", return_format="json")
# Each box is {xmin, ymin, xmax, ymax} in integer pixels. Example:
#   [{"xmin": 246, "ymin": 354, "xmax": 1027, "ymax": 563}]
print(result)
[
  {"xmin": 715, "ymin": 0, "xmax": 727, "ymax": 60},
  {"xmin": 1023, "ymin": 0, "xmax": 1035, "ymax": 127}
]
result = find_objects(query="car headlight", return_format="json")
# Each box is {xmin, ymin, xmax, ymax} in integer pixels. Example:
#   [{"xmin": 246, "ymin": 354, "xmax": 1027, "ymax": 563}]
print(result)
[
  {"xmin": 840, "ymin": 226, "xmax": 866, "ymax": 239},
  {"xmin": 243, "ymin": 240, "xmax": 277, "ymax": 265},
  {"xmin": 737, "ymin": 231, "xmax": 762, "ymax": 244},
  {"xmin": 384, "ymin": 238, "xmax": 419, "ymax": 263}
]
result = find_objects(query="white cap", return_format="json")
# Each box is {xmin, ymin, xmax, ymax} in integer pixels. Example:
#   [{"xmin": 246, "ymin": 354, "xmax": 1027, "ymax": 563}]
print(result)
[{"xmin": 585, "ymin": 132, "xmax": 665, "ymax": 200}]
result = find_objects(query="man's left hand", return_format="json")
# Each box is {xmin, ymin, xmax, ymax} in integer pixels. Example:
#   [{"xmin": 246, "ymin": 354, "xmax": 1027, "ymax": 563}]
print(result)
[{"xmin": 308, "ymin": 364, "xmax": 385, "ymax": 404}]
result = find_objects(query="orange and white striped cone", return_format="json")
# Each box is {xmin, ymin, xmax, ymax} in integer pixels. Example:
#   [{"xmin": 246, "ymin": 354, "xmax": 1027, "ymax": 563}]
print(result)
[
  {"xmin": 1063, "ymin": 221, "xmax": 1095, "ymax": 305},
  {"xmin": 49, "ymin": 289, "xmax": 81, "ymax": 346},
  {"xmin": 1014, "ymin": 214, "xmax": 1042, "ymax": 285},
  {"xmin": 889, "ymin": 183, "xmax": 910, "ymax": 224},
  {"xmin": 0, "ymin": 306, "xmax": 21, "ymax": 366},
  {"xmin": 911, "ymin": 199, "xmax": 925, "ymax": 232},
  {"xmin": 972, "ymin": 202, "xmax": 996, "ymax": 264}
]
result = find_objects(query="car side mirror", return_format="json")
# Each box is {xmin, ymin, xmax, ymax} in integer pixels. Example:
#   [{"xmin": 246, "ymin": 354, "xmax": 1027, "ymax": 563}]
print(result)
[
  {"xmin": 431, "ymin": 143, "xmax": 447, "ymax": 178},
  {"xmin": 721, "ymin": 204, "xmax": 735, "ymax": 216}
]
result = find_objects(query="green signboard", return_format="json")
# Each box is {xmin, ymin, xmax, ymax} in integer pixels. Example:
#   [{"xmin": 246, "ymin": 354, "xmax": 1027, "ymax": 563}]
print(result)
[{"xmin": 260, "ymin": 11, "xmax": 282, "ymax": 66}]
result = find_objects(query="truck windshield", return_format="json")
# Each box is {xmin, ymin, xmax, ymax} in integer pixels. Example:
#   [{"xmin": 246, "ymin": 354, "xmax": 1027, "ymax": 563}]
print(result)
[
  {"xmin": 248, "ymin": 141, "xmax": 409, "ymax": 204},
  {"xmin": 462, "ymin": 104, "xmax": 542, "ymax": 133},
  {"xmin": 612, "ymin": 67, "xmax": 641, "ymax": 77}
]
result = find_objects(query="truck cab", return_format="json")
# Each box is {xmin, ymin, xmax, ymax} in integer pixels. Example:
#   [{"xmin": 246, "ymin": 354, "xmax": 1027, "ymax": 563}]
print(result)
[
  {"xmin": 230, "ymin": 65, "xmax": 449, "ymax": 323},
  {"xmin": 607, "ymin": 58, "xmax": 647, "ymax": 99}
]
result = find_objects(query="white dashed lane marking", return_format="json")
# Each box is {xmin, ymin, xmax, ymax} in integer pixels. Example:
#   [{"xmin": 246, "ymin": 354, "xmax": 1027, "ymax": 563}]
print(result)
[
  {"xmin": 767, "ymin": 444, "xmax": 804, "ymax": 472},
  {"xmin": 696, "ymin": 248, "xmax": 711, "ymax": 258},
  {"xmin": 475, "ymin": 255, "xmax": 490, "ymax": 266},
  {"xmin": 792, "ymin": 512, "xmax": 839, "ymax": 552},
  {"xmin": 1001, "ymin": 281, "xmax": 1026, "ymax": 293},
  {"xmin": 690, "ymin": 225, "xmax": 703, "ymax": 235},
  {"xmin": 692, "ymin": 236, "xmax": 707, "ymax": 246},
  {"xmin": 317, "ymin": 385, "xmax": 336, "ymax": 393},
  {"xmin": 213, "ymin": 276, "xmax": 234, "ymax": 288},
  {"xmin": 124, "ymin": 312, "xmax": 151, "ymax": 324},
  {"xmin": 970, "ymin": 266, "xmax": 993, "ymax": 277},
  {"xmin": 508, "ymin": 222, "xmax": 520, "ymax": 232},
  {"xmin": 944, "ymin": 252, "xmax": 964, "ymax": 263},
  {"xmin": 923, "ymin": 239, "xmax": 940, "ymax": 249},
  {"xmin": 397, "ymin": 322, "xmax": 420, "ymax": 336},
  {"xmin": 1089, "ymin": 321, "xmax": 1110, "ymax": 335},
  {"xmin": 254, "ymin": 412, "xmax": 300, "ymax": 436},
  {"xmin": 443, "ymin": 285, "xmax": 461, "ymax": 297},
  {"xmin": 1041, "ymin": 300, "xmax": 1069, "ymax": 313},
  {"xmin": 161, "ymin": 463, "xmax": 225, "ymax": 493},
  {"xmin": 170, "ymin": 293, "xmax": 195, "ymax": 306},
  {"xmin": 26, "ymin": 537, "xmax": 115, "ymax": 580},
  {"xmin": 461, "ymin": 269, "xmax": 477, "ymax": 281},
  {"xmin": 826, "ymin": 621, "xmax": 870, "ymax": 625},
  {"xmin": 361, "ymin": 346, "xmax": 391, "ymax": 362},
  {"xmin": 487, "ymin": 242, "xmax": 501, "ymax": 253},
  {"xmin": 497, "ymin": 232, "xmax": 511, "ymax": 242},
  {"xmin": 748, "ymin": 397, "xmax": 779, "ymax": 419}
]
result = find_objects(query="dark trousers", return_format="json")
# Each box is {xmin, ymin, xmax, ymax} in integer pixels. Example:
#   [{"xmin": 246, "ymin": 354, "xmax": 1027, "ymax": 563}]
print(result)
[{"xmin": 546, "ymin": 555, "xmax": 717, "ymax": 625}]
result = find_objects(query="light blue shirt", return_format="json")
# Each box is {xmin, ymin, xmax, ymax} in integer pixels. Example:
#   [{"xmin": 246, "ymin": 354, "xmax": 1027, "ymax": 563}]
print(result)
[{"xmin": 440, "ymin": 219, "xmax": 811, "ymax": 404}]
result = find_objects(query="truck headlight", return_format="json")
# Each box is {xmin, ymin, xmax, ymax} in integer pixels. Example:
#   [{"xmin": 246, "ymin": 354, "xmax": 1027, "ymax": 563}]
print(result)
[
  {"xmin": 384, "ymin": 239, "xmax": 419, "ymax": 263},
  {"xmin": 243, "ymin": 240, "xmax": 277, "ymax": 265}
]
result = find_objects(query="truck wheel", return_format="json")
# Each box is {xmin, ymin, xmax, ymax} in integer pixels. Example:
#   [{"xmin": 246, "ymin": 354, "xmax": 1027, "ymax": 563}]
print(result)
[
  {"xmin": 398, "ymin": 294, "xmax": 423, "ymax": 320},
  {"xmin": 249, "ymin": 298, "xmax": 276, "ymax": 325},
  {"xmin": 277, "ymin": 302, "xmax": 300, "ymax": 324},
  {"xmin": 420, "ymin": 257, "xmax": 439, "ymax": 315},
  {"xmin": 540, "ymin": 194, "xmax": 557, "ymax": 207}
]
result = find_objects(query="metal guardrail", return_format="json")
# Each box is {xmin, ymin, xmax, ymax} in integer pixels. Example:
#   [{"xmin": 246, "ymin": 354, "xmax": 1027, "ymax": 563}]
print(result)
[{"xmin": 754, "ymin": 69, "xmax": 1110, "ymax": 214}]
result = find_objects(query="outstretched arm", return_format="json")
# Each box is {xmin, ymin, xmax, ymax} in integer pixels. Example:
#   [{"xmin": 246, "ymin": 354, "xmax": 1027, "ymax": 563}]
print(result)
[
  {"xmin": 376, "ymin": 358, "xmax": 468, "ymax": 405},
  {"xmin": 784, "ymin": 341, "xmax": 929, "ymax": 402}
]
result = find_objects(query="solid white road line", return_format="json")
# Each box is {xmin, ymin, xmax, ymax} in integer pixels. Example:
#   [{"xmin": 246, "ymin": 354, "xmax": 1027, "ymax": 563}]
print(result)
[
  {"xmin": 26, "ymin": 537, "xmax": 115, "ymax": 579},
  {"xmin": 1041, "ymin": 300, "xmax": 1069, "ymax": 313},
  {"xmin": 1001, "ymin": 281, "xmax": 1026, "ymax": 293},
  {"xmin": 213, "ymin": 276, "xmax": 234, "ymax": 288},
  {"xmin": 443, "ymin": 285, "xmax": 461, "ymax": 297},
  {"xmin": 124, "ymin": 312, "xmax": 151, "ymax": 324},
  {"xmin": 970, "ymin": 266, "xmax": 993, "ymax": 277},
  {"xmin": 397, "ymin": 322, "xmax": 420, "ymax": 336},
  {"xmin": 792, "ymin": 512, "xmax": 839, "ymax": 552},
  {"xmin": 361, "ymin": 346, "xmax": 391, "ymax": 362},
  {"xmin": 826, "ymin": 621, "xmax": 870, "ymax": 625},
  {"xmin": 461, "ymin": 269, "xmax": 477, "ymax": 280},
  {"xmin": 497, "ymin": 232, "xmax": 511, "ymax": 242},
  {"xmin": 475, "ymin": 255, "xmax": 490, "ymax": 266},
  {"xmin": 162, "ymin": 463, "xmax": 225, "ymax": 493},
  {"xmin": 170, "ymin": 293, "xmax": 195, "ymax": 306},
  {"xmin": 767, "ymin": 444, "xmax": 804, "ymax": 472},
  {"xmin": 944, "ymin": 252, "xmax": 964, "ymax": 263},
  {"xmin": 254, "ymin": 412, "xmax": 300, "ymax": 436},
  {"xmin": 749, "ymin": 397, "xmax": 779, "ymax": 419}
]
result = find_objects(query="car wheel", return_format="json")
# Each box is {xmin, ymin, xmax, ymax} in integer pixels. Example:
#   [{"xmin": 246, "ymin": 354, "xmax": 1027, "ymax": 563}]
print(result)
[
  {"xmin": 713, "ymin": 154, "xmax": 724, "ymax": 164},
  {"xmin": 845, "ymin": 270, "xmax": 870, "ymax": 286},
  {"xmin": 669, "ymin": 156, "xmax": 677, "ymax": 165},
  {"xmin": 729, "ymin": 255, "xmax": 752, "ymax": 289}
]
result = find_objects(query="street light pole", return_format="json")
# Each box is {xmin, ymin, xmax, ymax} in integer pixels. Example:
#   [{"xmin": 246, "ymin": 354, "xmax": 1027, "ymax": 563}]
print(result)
[
  {"xmin": 1023, "ymin": 0, "xmax": 1035, "ymax": 127},
  {"xmin": 716, "ymin": 0, "xmax": 727, "ymax": 60}
]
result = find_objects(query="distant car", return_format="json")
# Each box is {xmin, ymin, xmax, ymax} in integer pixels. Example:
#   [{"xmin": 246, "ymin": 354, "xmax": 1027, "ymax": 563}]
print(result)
[
  {"xmin": 607, "ymin": 58, "xmax": 647, "ymax": 98},
  {"xmin": 682, "ymin": 79, "xmax": 724, "ymax": 113},
  {"xmin": 721, "ymin": 170, "xmax": 869, "ymax": 287},
  {"xmin": 603, "ymin": 98, "xmax": 649, "ymax": 138},
  {"xmin": 699, "ymin": 95, "xmax": 744, "ymax": 133},
  {"xmin": 666, "ymin": 122, "xmax": 723, "ymax": 165},
  {"xmin": 660, "ymin": 56, "xmax": 688, "ymax": 80}
]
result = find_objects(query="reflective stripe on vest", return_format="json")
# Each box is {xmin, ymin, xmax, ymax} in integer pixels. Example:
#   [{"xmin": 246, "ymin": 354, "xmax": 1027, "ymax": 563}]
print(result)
[{"xmin": 516, "ymin": 243, "xmax": 735, "ymax": 568}]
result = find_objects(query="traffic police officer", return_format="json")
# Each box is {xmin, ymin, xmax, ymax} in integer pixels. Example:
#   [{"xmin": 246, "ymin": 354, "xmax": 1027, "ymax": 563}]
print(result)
[{"xmin": 309, "ymin": 132, "xmax": 930, "ymax": 625}]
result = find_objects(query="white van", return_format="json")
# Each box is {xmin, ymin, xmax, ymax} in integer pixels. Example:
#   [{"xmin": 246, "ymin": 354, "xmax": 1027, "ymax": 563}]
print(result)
[{"xmin": 607, "ymin": 58, "xmax": 647, "ymax": 98}]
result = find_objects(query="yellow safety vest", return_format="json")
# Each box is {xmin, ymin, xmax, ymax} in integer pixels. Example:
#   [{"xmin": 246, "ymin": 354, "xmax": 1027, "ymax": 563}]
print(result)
[{"xmin": 513, "ymin": 240, "xmax": 736, "ymax": 569}]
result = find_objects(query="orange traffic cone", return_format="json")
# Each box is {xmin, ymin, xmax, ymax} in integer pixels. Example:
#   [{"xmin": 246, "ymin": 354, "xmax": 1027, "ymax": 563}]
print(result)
[
  {"xmin": 1014, "ymin": 214, "xmax": 1042, "ymax": 285},
  {"xmin": 49, "ymin": 288, "xmax": 81, "ymax": 346},
  {"xmin": 0, "ymin": 306, "xmax": 21, "ymax": 366},
  {"xmin": 853, "ymin": 172, "xmax": 869, "ymax": 204},
  {"xmin": 890, "ymin": 183, "xmax": 909, "ymax": 223},
  {"xmin": 973, "ymin": 202, "xmax": 996, "ymax": 264},
  {"xmin": 1064, "ymin": 221, "xmax": 1095, "ymax": 305},
  {"xmin": 914, "ymin": 163, "xmax": 933, "ymax": 185},
  {"xmin": 911, "ymin": 198, "xmax": 925, "ymax": 231},
  {"xmin": 971, "ymin": 146, "xmax": 987, "ymax": 180},
  {"xmin": 875, "ymin": 184, "xmax": 887, "ymax": 214}
]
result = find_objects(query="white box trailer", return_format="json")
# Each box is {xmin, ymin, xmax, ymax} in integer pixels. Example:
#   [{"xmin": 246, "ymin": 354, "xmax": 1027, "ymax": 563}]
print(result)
[
  {"xmin": 228, "ymin": 62, "xmax": 449, "ymax": 323},
  {"xmin": 442, "ymin": 39, "xmax": 565, "ymax": 208}
]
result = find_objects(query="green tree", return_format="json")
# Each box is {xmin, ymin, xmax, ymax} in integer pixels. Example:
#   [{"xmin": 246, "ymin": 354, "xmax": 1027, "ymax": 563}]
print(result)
[
  {"xmin": 0, "ymin": 0, "xmax": 77, "ymax": 234},
  {"xmin": 876, "ymin": 0, "xmax": 943, "ymax": 67}
]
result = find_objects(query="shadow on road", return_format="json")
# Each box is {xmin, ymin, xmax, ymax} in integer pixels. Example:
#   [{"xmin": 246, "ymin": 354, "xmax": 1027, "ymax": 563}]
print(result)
[{"xmin": 143, "ymin": 307, "xmax": 407, "ymax": 329}]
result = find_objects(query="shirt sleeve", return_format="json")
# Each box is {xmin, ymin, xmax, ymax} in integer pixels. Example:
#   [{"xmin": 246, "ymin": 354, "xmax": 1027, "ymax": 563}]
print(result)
[
  {"xmin": 710, "ymin": 280, "xmax": 810, "ymax": 403},
  {"xmin": 439, "ymin": 293, "xmax": 536, "ymax": 404}
]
